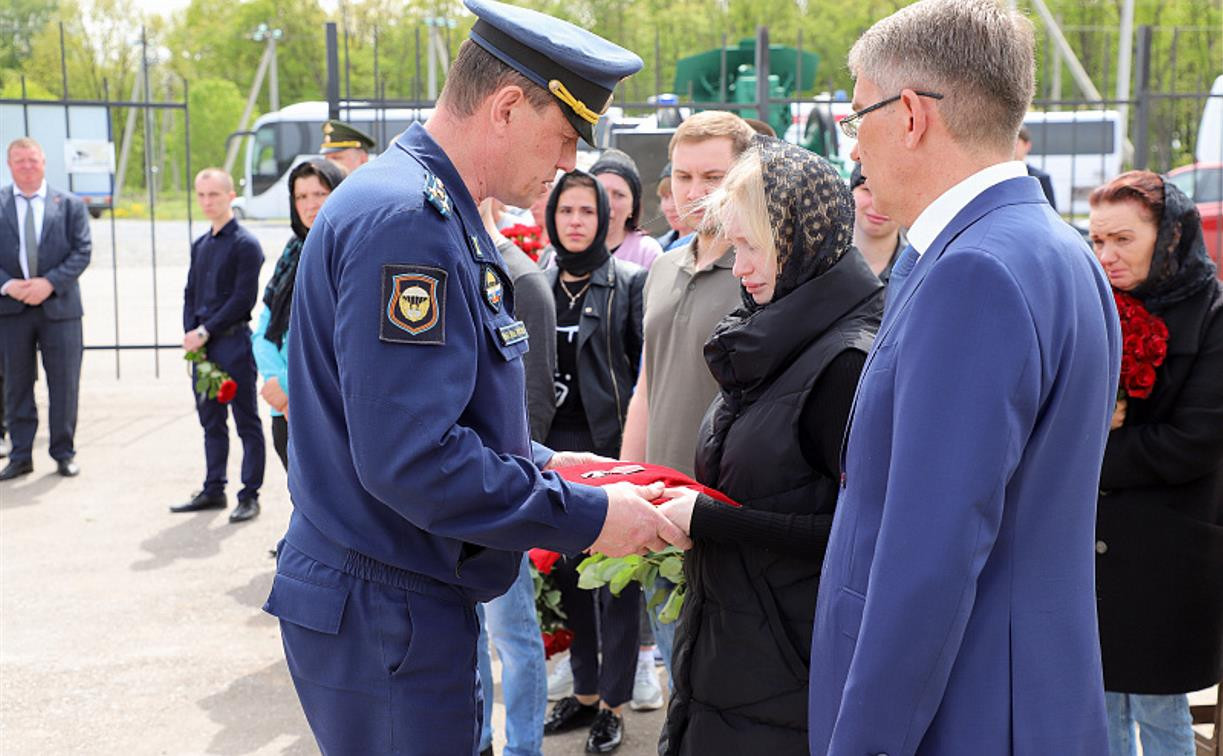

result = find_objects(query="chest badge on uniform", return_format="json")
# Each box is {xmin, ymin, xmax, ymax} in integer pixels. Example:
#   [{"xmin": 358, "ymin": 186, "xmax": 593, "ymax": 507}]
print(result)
[
  {"xmin": 483, "ymin": 266, "xmax": 503, "ymax": 312},
  {"xmin": 380, "ymin": 264, "xmax": 447, "ymax": 345},
  {"xmin": 424, "ymin": 173, "xmax": 451, "ymax": 218}
]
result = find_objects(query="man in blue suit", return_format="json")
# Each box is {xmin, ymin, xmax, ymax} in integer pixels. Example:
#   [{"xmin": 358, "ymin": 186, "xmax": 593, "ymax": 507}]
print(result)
[
  {"xmin": 0, "ymin": 137, "xmax": 90, "ymax": 481},
  {"xmin": 808, "ymin": 1, "xmax": 1121, "ymax": 754}
]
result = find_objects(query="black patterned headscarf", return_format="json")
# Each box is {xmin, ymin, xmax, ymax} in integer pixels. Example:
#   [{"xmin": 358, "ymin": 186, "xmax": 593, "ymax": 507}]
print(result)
[
  {"xmin": 744, "ymin": 136, "xmax": 855, "ymax": 310},
  {"xmin": 1130, "ymin": 178, "xmax": 1218, "ymax": 312}
]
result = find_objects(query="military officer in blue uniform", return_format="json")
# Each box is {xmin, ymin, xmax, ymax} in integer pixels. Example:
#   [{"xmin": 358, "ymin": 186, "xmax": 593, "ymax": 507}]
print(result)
[{"xmin": 262, "ymin": 2, "xmax": 690, "ymax": 753}]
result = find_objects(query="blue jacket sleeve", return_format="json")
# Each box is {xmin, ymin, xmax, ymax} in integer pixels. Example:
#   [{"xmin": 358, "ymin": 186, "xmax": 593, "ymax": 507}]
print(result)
[
  {"xmin": 251, "ymin": 306, "xmax": 288, "ymax": 391},
  {"xmin": 332, "ymin": 212, "xmax": 607, "ymax": 554},
  {"xmin": 203, "ymin": 235, "xmax": 264, "ymax": 335},
  {"xmin": 828, "ymin": 251, "xmax": 1042, "ymax": 755}
]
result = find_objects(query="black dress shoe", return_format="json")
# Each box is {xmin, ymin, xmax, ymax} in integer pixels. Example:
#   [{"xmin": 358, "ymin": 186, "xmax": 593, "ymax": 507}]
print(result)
[
  {"xmin": 543, "ymin": 696, "xmax": 600, "ymax": 735},
  {"xmin": 229, "ymin": 497, "xmax": 260, "ymax": 523},
  {"xmin": 585, "ymin": 709, "xmax": 623, "ymax": 753},
  {"xmin": 170, "ymin": 491, "xmax": 227, "ymax": 513},
  {"xmin": 479, "ymin": 747, "xmax": 493, "ymax": 756},
  {"xmin": 0, "ymin": 460, "xmax": 34, "ymax": 481},
  {"xmin": 56, "ymin": 459, "xmax": 80, "ymax": 477}
]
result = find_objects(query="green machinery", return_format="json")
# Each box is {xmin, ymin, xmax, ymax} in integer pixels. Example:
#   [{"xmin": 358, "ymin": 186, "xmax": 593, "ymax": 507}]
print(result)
[{"xmin": 673, "ymin": 37, "xmax": 830, "ymax": 155}]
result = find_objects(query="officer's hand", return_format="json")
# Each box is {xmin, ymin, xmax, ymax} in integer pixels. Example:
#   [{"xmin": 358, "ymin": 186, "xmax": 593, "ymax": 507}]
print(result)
[
  {"xmin": 589, "ymin": 482, "xmax": 693, "ymax": 557},
  {"xmin": 545, "ymin": 451, "xmax": 615, "ymax": 470}
]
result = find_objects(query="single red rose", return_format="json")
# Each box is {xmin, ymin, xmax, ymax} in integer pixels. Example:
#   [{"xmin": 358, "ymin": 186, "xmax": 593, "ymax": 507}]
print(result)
[
  {"xmin": 542, "ymin": 627, "xmax": 573, "ymax": 659},
  {"xmin": 529, "ymin": 548, "xmax": 561, "ymax": 575},
  {"xmin": 216, "ymin": 379, "xmax": 238, "ymax": 404}
]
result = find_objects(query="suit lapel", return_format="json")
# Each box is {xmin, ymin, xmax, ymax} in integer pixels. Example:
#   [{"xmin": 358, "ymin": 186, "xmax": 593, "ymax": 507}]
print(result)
[
  {"xmin": 40, "ymin": 189, "xmax": 62, "ymax": 246},
  {"xmin": 1, "ymin": 188, "xmax": 17, "ymax": 239},
  {"xmin": 840, "ymin": 177, "xmax": 1045, "ymax": 472}
]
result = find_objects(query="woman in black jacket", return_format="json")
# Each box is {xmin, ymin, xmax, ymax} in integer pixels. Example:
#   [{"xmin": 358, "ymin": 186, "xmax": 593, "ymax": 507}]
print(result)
[
  {"xmin": 539, "ymin": 169, "xmax": 647, "ymax": 754},
  {"xmin": 1088, "ymin": 170, "xmax": 1223, "ymax": 756},
  {"xmin": 657, "ymin": 138, "xmax": 883, "ymax": 755}
]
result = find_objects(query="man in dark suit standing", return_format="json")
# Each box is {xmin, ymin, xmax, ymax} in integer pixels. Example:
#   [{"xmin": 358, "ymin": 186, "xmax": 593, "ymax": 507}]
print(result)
[
  {"xmin": 0, "ymin": 137, "xmax": 90, "ymax": 481},
  {"xmin": 1017, "ymin": 125, "xmax": 1057, "ymax": 209},
  {"xmin": 171, "ymin": 168, "xmax": 265, "ymax": 522}
]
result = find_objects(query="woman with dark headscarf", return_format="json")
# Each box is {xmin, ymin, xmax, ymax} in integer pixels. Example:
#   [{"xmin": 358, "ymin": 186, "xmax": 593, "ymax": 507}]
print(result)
[
  {"xmin": 1088, "ymin": 170, "xmax": 1223, "ymax": 756},
  {"xmin": 539, "ymin": 169, "xmax": 647, "ymax": 754},
  {"xmin": 252, "ymin": 159, "xmax": 345, "ymax": 469},
  {"xmin": 655, "ymin": 138, "xmax": 883, "ymax": 755},
  {"xmin": 590, "ymin": 149, "xmax": 663, "ymax": 270}
]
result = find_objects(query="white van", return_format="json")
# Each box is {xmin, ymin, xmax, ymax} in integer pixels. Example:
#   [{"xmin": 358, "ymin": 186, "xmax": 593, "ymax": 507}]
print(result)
[
  {"xmin": 1022, "ymin": 109, "xmax": 1123, "ymax": 217},
  {"xmin": 231, "ymin": 101, "xmax": 432, "ymax": 220}
]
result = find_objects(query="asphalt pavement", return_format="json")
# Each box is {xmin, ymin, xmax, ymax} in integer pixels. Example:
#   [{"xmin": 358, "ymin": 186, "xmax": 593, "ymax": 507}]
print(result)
[{"xmin": 0, "ymin": 219, "xmax": 669, "ymax": 755}]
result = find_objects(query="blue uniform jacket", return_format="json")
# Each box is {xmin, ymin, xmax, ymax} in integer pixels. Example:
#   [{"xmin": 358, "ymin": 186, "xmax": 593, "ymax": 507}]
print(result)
[
  {"xmin": 808, "ymin": 177, "xmax": 1120, "ymax": 755},
  {"xmin": 284, "ymin": 123, "xmax": 608, "ymax": 603}
]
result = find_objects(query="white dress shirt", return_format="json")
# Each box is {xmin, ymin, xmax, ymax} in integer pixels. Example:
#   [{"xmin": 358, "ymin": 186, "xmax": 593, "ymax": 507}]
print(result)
[
  {"xmin": 3, "ymin": 180, "xmax": 47, "ymax": 297},
  {"xmin": 906, "ymin": 161, "xmax": 1028, "ymax": 257}
]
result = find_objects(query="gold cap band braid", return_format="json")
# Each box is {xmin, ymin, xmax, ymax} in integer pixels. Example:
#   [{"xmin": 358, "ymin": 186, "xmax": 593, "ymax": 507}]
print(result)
[
  {"xmin": 323, "ymin": 140, "xmax": 364, "ymax": 149},
  {"xmin": 548, "ymin": 80, "xmax": 610, "ymax": 126}
]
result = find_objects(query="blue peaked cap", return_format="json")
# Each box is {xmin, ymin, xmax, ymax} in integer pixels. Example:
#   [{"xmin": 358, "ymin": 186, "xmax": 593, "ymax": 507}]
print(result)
[{"xmin": 463, "ymin": 0, "xmax": 643, "ymax": 144}]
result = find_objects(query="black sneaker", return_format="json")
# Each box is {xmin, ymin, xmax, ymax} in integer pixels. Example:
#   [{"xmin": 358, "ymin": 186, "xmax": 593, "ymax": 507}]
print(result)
[
  {"xmin": 585, "ymin": 709, "xmax": 623, "ymax": 753},
  {"xmin": 543, "ymin": 696, "xmax": 599, "ymax": 734}
]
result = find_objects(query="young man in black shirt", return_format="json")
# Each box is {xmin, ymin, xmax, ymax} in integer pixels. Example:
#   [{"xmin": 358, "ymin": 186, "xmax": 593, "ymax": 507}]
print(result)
[{"xmin": 172, "ymin": 168, "xmax": 265, "ymax": 522}]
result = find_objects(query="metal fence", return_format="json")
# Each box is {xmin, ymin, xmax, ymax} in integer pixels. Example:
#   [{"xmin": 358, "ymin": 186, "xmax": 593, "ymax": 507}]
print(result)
[{"xmin": 1, "ymin": 27, "xmax": 194, "ymax": 377}]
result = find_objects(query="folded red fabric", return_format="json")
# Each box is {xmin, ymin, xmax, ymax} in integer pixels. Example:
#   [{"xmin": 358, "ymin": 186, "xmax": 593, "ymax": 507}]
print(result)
[
  {"xmin": 555, "ymin": 461, "xmax": 740, "ymax": 507},
  {"xmin": 526, "ymin": 463, "xmax": 740, "ymax": 569}
]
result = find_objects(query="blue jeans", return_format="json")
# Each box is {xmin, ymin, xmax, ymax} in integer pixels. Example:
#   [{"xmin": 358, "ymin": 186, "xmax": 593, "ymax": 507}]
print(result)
[
  {"xmin": 643, "ymin": 576, "xmax": 677, "ymax": 679},
  {"xmin": 1105, "ymin": 691, "xmax": 1196, "ymax": 756},
  {"xmin": 477, "ymin": 554, "xmax": 546, "ymax": 756}
]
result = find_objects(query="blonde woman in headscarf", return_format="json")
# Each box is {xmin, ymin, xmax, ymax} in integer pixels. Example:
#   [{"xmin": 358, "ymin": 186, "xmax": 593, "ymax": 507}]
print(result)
[{"xmin": 656, "ymin": 138, "xmax": 884, "ymax": 755}]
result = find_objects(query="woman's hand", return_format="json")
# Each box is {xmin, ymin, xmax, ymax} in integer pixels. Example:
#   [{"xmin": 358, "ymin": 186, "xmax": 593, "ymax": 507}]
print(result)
[
  {"xmin": 658, "ymin": 487, "xmax": 699, "ymax": 535},
  {"xmin": 261, "ymin": 377, "xmax": 289, "ymax": 414},
  {"xmin": 1110, "ymin": 398, "xmax": 1127, "ymax": 430}
]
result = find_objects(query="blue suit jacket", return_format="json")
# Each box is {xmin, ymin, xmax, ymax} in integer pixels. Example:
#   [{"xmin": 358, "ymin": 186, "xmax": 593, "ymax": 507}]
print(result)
[
  {"xmin": 0, "ymin": 185, "xmax": 91, "ymax": 320},
  {"xmin": 808, "ymin": 177, "xmax": 1119, "ymax": 756}
]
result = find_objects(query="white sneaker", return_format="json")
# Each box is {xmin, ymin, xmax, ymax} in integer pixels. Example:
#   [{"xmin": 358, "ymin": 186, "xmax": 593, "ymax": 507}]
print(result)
[
  {"xmin": 547, "ymin": 654, "xmax": 573, "ymax": 701},
  {"xmin": 629, "ymin": 653, "xmax": 664, "ymax": 711}
]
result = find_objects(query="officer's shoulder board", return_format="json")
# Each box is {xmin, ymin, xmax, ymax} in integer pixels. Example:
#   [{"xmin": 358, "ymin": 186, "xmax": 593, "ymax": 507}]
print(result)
[{"xmin": 380, "ymin": 263, "xmax": 447, "ymax": 345}]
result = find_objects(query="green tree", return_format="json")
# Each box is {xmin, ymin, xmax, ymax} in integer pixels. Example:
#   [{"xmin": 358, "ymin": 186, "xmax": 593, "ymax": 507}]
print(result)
[{"xmin": 0, "ymin": 0, "xmax": 58, "ymax": 70}]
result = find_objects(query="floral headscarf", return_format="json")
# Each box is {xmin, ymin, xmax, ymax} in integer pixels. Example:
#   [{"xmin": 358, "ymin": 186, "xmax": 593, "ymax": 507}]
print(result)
[{"xmin": 746, "ymin": 136, "xmax": 855, "ymax": 310}]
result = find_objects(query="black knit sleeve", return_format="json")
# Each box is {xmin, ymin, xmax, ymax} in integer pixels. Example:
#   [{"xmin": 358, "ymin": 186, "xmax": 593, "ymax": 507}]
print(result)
[
  {"xmin": 798, "ymin": 349, "xmax": 867, "ymax": 479},
  {"xmin": 689, "ymin": 493, "xmax": 833, "ymax": 560}
]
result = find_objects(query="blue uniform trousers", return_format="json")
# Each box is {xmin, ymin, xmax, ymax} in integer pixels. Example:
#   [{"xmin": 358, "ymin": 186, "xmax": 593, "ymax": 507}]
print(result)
[
  {"xmin": 193, "ymin": 330, "xmax": 263, "ymax": 500},
  {"xmin": 0, "ymin": 308, "xmax": 82, "ymax": 463},
  {"xmin": 266, "ymin": 512, "xmax": 484, "ymax": 755}
]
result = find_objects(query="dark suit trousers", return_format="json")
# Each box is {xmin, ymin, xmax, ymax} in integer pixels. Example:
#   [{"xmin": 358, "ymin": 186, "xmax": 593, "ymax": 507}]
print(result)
[
  {"xmin": 0, "ymin": 308, "xmax": 82, "ymax": 462},
  {"xmin": 552, "ymin": 554, "xmax": 641, "ymax": 707},
  {"xmin": 193, "ymin": 330, "xmax": 264, "ymax": 501}
]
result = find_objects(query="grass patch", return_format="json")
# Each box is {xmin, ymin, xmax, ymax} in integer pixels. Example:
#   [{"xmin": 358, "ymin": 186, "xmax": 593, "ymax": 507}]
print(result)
[{"xmin": 110, "ymin": 192, "xmax": 194, "ymax": 220}]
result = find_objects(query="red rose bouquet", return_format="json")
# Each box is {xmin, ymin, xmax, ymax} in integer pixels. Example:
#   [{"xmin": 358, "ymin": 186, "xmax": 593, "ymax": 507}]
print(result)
[
  {"xmin": 1113, "ymin": 291, "xmax": 1168, "ymax": 400},
  {"xmin": 185, "ymin": 348, "xmax": 237, "ymax": 404},
  {"xmin": 502, "ymin": 223, "xmax": 546, "ymax": 263}
]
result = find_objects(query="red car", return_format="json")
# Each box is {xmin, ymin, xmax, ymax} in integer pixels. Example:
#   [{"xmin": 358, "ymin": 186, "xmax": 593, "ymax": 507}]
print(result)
[{"xmin": 1166, "ymin": 162, "xmax": 1223, "ymax": 280}]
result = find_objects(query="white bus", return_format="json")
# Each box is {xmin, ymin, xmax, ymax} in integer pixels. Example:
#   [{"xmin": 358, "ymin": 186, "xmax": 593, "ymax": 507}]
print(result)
[
  {"xmin": 231, "ymin": 101, "xmax": 433, "ymax": 220},
  {"xmin": 1022, "ymin": 109, "xmax": 1123, "ymax": 217}
]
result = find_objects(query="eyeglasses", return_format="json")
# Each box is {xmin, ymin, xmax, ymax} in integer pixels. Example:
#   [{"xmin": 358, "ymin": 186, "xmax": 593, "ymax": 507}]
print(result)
[{"xmin": 838, "ymin": 91, "xmax": 945, "ymax": 139}]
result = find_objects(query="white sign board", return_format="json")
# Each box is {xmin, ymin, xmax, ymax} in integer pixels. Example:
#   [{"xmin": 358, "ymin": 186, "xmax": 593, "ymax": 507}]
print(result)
[{"xmin": 64, "ymin": 139, "xmax": 115, "ymax": 174}]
